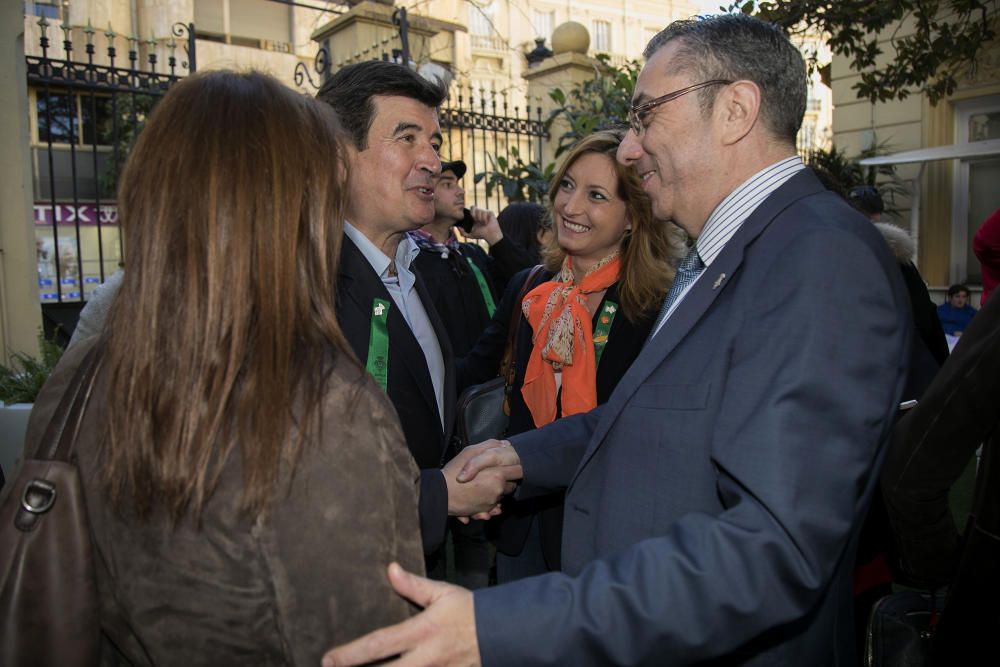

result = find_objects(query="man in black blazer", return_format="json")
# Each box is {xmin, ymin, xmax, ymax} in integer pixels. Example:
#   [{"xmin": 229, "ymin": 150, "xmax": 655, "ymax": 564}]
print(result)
[{"xmin": 316, "ymin": 62, "xmax": 519, "ymax": 573}]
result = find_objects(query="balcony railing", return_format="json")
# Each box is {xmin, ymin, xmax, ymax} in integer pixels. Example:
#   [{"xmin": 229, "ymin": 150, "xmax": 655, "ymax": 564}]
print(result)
[{"xmin": 471, "ymin": 34, "xmax": 506, "ymax": 52}]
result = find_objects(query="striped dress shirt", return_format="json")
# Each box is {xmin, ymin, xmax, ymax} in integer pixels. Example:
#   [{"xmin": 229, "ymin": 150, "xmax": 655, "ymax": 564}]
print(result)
[{"xmin": 651, "ymin": 155, "xmax": 806, "ymax": 338}]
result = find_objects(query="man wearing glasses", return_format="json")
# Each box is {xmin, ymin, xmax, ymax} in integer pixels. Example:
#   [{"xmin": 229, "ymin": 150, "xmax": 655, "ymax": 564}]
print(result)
[{"xmin": 323, "ymin": 14, "xmax": 910, "ymax": 667}]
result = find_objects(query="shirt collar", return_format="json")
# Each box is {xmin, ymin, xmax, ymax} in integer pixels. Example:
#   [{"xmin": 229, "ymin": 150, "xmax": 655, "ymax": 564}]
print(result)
[
  {"xmin": 344, "ymin": 221, "xmax": 420, "ymax": 279},
  {"xmin": 409, "ymin": 227, "xmax": 461, "ymax": 257},
  {"xmin": 695, "ymin": 156, "xmax": 805, "ymax": 267}
]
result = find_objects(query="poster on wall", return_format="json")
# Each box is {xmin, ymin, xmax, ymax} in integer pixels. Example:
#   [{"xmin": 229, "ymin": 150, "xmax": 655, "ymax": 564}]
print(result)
[{"xmin": 34, "ymin": 203, "xmax": 122, "ymax": 303}]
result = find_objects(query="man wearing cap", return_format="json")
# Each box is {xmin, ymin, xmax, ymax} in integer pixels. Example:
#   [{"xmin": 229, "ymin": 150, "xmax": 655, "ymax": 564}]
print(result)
[
  {"xmin": 409, "ymin": 160, "xmax": 505, "ymax": 588},
  {"xmin": 410, "ymin": 160, "xmax": 500, "ymax": 357},
  {"xmin": 410, "ymin": 161, "xmax": 497, "ymax": 356}
]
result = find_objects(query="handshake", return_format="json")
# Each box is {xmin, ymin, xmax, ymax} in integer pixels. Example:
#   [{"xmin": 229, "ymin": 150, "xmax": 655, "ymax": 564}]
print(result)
[{"xmin": 443, "ymin": 439, "xmax": 523, "ymax": 522}]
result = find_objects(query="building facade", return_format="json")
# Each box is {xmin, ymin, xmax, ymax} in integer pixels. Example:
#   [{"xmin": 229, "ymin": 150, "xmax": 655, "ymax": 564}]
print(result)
[{"xmin": 831, "ymin": 15, "xmax": 1000, "ymax": 289}]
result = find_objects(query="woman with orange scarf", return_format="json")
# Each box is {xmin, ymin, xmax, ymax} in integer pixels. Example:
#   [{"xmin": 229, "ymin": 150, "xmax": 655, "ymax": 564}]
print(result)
[{"xmin": 459, "ymin": 129, "xmax": 686, "ymax": 582}]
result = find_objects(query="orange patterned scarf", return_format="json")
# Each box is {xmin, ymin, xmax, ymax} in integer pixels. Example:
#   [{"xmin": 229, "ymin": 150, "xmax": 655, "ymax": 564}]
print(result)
[{"xmin": 521, "ymin": 253, "xmax": 621, "ymax": 427}]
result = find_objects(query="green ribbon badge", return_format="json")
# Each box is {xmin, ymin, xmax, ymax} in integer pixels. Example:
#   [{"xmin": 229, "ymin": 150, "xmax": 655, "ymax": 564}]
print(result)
[{"xmin": 366, "ymin": 298, "xmax": 391, "ymax": 392}]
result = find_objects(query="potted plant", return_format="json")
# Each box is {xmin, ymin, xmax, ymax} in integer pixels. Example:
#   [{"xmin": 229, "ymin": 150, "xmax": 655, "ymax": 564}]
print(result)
[{"xmin": 0, "ymin": 331, "xmax": 63, "ymax": 481}]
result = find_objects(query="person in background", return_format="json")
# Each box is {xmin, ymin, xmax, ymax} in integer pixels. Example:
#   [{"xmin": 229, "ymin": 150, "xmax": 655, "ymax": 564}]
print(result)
[
  {"xmin": 844, "ymin": 183, "xmax": 948, "ymax": 650},
  {"xmin": 845, "ymin": 185, "xmax": 948, "ymax": 370},
  {"xmin": 67, "ymin": 269, "xmax": 123, "ymax": 347},
  {"xmin": 17, "ymin": 70, "xmax": 424, "ymax": 664},
  {"xmin": 938, "ymin": 283, "xmax": 977, "ymax": 338},
  {"xmin": 471, "ymin": 201, "xmax": 553, "ymax": 268},
  {"xmin": 408, "ymin": 159, "xmax": 501, "ymax": 589},
  {"xmin": 882, "ymin": 285, "xmax": 1000, "ymax": 665},
  {"xmin": 410, "ymin": 160, "xmax": 501, "ymax": 357},
  {"xmin": 847, "ymin": 184, "xmax": 885, "ymax": 220},
  {"xmin": 973, "ymin": 205, "xmax": 1000, "ymax": 306},
  {"xmin": 459, "ymin": 128, "xmax": 685, "ymax": 582}
]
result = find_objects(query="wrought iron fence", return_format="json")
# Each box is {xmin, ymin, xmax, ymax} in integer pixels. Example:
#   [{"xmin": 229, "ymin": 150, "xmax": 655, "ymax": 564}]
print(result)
[
  {"xmin": 294, "ymin": 8, "xmax": 548, "ymax": 215},
  {"xmin": 439, "ymin": 82, "xmax": 546, "ymax": 213},
  {"xmin": 25, "ymin": 17, "xmax": 194, "ymax": 316}
]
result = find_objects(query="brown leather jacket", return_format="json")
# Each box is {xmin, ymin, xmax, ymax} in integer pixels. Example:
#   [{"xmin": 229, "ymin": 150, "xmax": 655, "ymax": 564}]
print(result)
[{"xmin": 24, "ymin": 337, "xmax": 423, "ymax": 665}]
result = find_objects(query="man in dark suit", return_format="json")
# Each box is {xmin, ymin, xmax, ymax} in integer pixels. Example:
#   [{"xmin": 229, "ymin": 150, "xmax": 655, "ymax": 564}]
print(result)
[
  {"xmin": 409, "ymin": 160, "xmax": 499, "ymax": 358},
  {"xmin": 316, "ymin": 62, "xmax": 518, "ymax": 573},
  {"xmin": 322, "ymin": 15, "xmax": 910, "ymax": 666}
]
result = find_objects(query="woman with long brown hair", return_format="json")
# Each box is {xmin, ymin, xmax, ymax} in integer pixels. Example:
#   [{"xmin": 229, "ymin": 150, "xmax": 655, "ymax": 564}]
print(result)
[
  {"xmin": 460, "ymin": 128, "xmax": 686, "ymax": 582},
  {"xmin": 21, "ymin": 70, "xmax": 423, "ymax": 663}
]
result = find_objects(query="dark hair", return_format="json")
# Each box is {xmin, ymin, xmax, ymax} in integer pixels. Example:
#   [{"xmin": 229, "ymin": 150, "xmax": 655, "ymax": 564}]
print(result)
[
  {"xmin": 317, "ymin": 60, "xmax": 446, "ymax": 149},
  {"xmin": 105, "ymin": 70, "xmax": 354, "ymax": 521},
  {"xmin": 644, "ymin": 14, "xmax": 807, "ymax": 145},
  {"xmin": 947, "ymin": 284, "xmax": 970, "ymax": 298},
  {"xmin": 498, "ymin": 202, "xmax": 548, "ymax": 262},
  {"xmin": 847, "ymin": 185, "xmax": 885, "ymax": 216}
]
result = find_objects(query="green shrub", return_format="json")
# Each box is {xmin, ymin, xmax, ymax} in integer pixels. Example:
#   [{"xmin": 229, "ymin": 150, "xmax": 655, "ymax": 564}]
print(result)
[{"xmin": 0, "ymin": 330, "xmax": 64, "ymax": 405}]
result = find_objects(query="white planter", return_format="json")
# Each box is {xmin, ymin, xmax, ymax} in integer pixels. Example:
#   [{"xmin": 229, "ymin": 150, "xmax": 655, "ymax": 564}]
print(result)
[{"xmin": 0, "ymin": 403, "xmax": 33, "ymax": 482}]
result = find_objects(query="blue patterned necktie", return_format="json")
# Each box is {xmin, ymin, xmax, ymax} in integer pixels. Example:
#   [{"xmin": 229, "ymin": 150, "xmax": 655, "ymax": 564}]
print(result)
[{"xmin": 651, "ymin": 246, "xmax": 704, "ymax": 335}]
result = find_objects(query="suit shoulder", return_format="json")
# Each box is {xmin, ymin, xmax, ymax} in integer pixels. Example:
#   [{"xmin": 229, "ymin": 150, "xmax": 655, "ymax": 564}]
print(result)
[{"xmin": 767, "ymin": 191, "xmax": 894, "ymax": 261}]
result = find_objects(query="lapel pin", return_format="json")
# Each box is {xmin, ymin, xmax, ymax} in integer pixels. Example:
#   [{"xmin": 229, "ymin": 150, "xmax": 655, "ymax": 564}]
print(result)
[{"xmin": 712, "ymin": 273, "xmax": 726, "ymax": 290}]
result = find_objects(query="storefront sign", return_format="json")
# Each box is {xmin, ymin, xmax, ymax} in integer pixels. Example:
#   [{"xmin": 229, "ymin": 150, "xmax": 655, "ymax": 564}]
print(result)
[{"xmin": 34, "ymin": 203, "xmax": 119, "ymax": 225}]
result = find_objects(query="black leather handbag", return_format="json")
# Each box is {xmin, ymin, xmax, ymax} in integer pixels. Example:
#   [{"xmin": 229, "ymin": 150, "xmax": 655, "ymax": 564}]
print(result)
[
  {"xmin": 456, "ymin": 376, "xmax": 508, "ymax": 448},
  {"xmin": 455, "ymin": 265, "xmax": 546, "ymax": 449},
  {"xmin": 865, "ymin": 590, "xmax": 946, "ymax": 667},
  {"xmin": 0, "ymin": 344, "xmax": 102, "ymax": 667}
]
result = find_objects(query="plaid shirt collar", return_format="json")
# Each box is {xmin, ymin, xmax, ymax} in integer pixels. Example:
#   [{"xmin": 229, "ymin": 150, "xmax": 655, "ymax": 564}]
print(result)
[{"xmin": 408, "ymin": 227, "xmax": 461, "ymax": 258}]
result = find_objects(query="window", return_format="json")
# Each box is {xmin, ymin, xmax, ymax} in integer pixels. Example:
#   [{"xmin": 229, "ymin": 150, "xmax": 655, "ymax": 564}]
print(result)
[
  {"xmin": 592, "ymin": 20, "xmax": 611, "ymax": 53},
  {"xmin": 469, "ymin": 1, "xmax": 494, "ymax": 37},
  {"xmin": 35, "ymin": 91, "xmax": 115, "ymax": 146},
  {"xmin": 952, "ymin": 96, "xmax": 1000, "ymax": 283},
  {"xmin": 36, "ymin": 92, "xmax": 76, "ymax": 144},
  {"xmin": 532, "ymin": 9, "xmax": 554, "ymax": 41},
  {"xmin": 193, "ymin": 0, "xmax": 292, "ymax": 50},
  {"xmin": 25, "ymin": 1, "xmax": 61, "ymax": 19},
  {"xmin": 797, "ymin": 120, "xmax": 816, "ymax": 153}
]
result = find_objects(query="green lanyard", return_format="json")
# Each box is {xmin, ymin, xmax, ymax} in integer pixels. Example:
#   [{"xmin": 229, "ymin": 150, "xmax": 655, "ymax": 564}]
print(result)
[
  {"xmin": 465, "ymin": 256, "xmax": 496, "ymax": 317},
  {"xmin": 366, "ymin": 298, "xmax": 391, "ymax": 392},
  {"xmin": 592, "ymin": 299, "xmax": 618, "ymax": 369}
]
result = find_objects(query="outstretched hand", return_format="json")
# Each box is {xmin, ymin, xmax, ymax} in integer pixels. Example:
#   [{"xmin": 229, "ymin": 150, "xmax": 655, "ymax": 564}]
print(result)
[{"xmin": 321, "ymin": 563, "xmax": 480, "ymax": 667}]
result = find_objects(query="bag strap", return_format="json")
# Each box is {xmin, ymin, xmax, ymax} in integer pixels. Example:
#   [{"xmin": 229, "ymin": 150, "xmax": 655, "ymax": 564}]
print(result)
[
  {"xmin": 500, "ymin": 264, "xmax": 546, "ymax": 384},
  {"xmin": 39, "ymin": 341, "xmax": 104, "ymax": 462}
]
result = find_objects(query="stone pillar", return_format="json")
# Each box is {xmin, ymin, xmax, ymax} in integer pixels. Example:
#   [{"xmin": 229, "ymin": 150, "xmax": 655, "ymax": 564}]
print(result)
[
  {"xmin": 522, "ymin": 21, "xmax": 601, "ymax": 169},
  {"xmin": 0, "ymin": 6, "xmax": 42, "ymax": 362},
  {"xmin": 310, "ymin": 1, "xmax": 439, "ymax": 76}
]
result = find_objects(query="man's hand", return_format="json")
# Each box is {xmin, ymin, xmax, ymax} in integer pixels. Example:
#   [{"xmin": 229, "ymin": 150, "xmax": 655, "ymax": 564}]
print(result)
[
  {"xmin": 466, "ymin": 206, "xmax": 504, "ymax": 246},
  {"xmin": 444, "ymin": 440, "xmax": 522, "ymax": 519},
  {"xmin": 322, "ymin": 562, "xmax": 480, "ymax": 667},
  {"xmin": 458, "ymin": 438, "xmax": 522, "ymax": 483}
]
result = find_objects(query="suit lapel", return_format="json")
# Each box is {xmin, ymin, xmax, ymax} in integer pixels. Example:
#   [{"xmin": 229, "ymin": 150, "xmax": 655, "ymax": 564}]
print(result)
[
  {"xmin": 339, "ymin": 237, "xmax": 443, "ymax": 428},
  {"xmin": 571, "ymin": 170, "xmax": 826, "ymax": 483},
  {"xmin": 414, "ymin": 272, "xmax": 456, "ymax": 442}
]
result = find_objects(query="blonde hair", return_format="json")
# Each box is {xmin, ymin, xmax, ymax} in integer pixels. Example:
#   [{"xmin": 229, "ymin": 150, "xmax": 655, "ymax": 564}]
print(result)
[{"xmin": 543, "ymin": 128, "xmax": 685, "ymax": 320}]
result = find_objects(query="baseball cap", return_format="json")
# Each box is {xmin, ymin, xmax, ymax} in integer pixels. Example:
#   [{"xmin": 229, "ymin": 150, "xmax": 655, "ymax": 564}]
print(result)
[{"xmin": 439, "ymin": 160, "xmax": 467, "ymax": 180}]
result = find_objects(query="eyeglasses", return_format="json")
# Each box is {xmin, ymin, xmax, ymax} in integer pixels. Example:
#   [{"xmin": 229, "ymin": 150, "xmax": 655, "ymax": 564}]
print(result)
[{"xmin": 627, "ymin": 79, "xmax": 733, "ymax": 135}]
